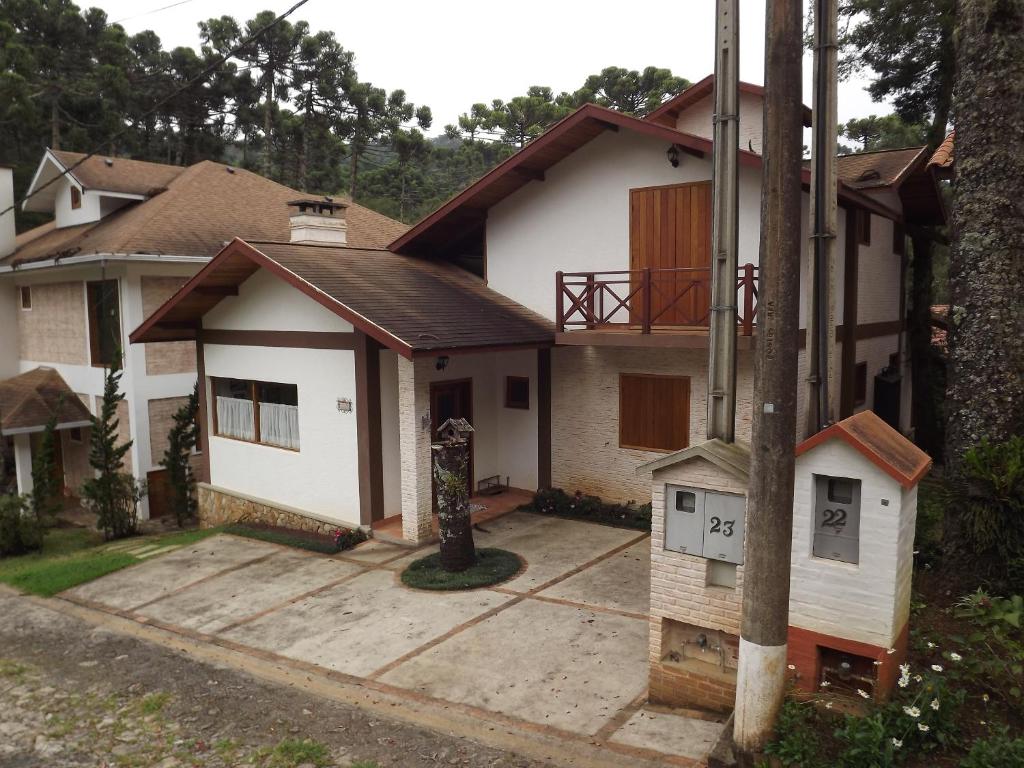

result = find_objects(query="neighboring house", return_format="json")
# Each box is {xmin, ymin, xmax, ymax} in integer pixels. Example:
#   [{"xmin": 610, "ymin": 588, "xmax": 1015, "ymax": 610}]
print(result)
[
  {"xmin": 132, "ymin": 75, "xmax": 947, "ymax": 544},
  {"xmin": 0, "ymin": 150, "xmax": 404, "ymax": 517}
]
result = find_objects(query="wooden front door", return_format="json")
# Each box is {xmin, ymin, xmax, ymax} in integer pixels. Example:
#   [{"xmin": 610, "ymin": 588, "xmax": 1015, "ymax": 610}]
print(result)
[
  {"xmin": 430, "ymin": 379, "xmax": 474, "ymax": 504},
  {"xmin": 629, "ymin": 182, "xmax": 713, "ymax": 326}
]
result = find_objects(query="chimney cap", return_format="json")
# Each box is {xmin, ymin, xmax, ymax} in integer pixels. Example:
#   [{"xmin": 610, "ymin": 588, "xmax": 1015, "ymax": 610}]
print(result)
[{"xmin": 288, "ymin": 198, "xmax": 348, "ymax": 216}]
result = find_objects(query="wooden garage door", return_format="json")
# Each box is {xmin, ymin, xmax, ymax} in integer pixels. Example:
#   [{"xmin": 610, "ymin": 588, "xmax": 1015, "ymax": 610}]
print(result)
[{"xmin": 629, "ymin": 182, "xmax": 712, "ymax": 326}]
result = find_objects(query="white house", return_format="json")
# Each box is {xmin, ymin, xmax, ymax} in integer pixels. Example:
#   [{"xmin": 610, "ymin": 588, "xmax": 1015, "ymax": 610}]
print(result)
[
  {"xmin": 0, "ymin": 150, "xmax": 403, "ymax": 517},
  {"xmin": 132, "ymin": 75, "xmax": 947, "ymax": 544}
]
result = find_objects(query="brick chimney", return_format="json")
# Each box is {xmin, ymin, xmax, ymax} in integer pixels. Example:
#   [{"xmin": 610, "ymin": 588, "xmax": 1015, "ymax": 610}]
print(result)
[
  {"xmin": 0, "ymin": 166, "xmax": 15, "ymax": 259},
  {"xmin": 287, "ymin": 198, "xmax": 347, "ymax": 246}
]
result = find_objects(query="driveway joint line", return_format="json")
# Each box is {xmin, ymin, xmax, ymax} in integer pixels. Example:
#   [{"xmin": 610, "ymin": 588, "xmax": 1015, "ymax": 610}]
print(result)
[
  {"xmin": 524, "ymin": 531, "xmax": 650, "ymax": 596},
  {"xmin": 593, "ymin": 691, "xmax": 650, "ymax": 742},
  {"xmin": 125, "ymin": 550, "xmax": 280, "ymax": 613}
]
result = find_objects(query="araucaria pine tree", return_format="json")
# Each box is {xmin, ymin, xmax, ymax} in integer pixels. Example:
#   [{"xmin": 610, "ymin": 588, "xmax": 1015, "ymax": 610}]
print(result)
[
  {"xmin": 29, "ymin": 414, "xmax": 60, "ymax": 527},
  {"xmin": 82, "ymin": 357, "xmax": 140, "ymax": 540},
  {"xmin": 160, "ymin": 386, "xmax": 199, "ymax": 527}
]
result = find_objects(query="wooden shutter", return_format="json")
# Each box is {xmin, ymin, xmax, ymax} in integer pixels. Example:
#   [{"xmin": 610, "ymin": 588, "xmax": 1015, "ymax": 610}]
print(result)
[{"xmin": 619, "ymin": 374, "xmax": 690, "ymax": 452}]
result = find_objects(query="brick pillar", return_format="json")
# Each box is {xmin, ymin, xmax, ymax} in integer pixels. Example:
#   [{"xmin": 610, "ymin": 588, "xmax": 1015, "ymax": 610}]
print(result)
[{"xmin": 397, "ymin": 356, "xmax": 432, "ymax": 543}]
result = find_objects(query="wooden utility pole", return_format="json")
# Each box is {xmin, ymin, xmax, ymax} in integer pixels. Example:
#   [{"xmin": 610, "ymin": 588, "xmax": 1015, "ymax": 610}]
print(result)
[
  {"xmin": 732, "ymin": 0, "xmax": 804, "ymax": 759},
  {"xmin": 707, "ymin": 0, "xmax": 740, "ymax": 443},
  {"xmin": 804, "ymin": 0, "xmax": 839, "ymax": 437}
]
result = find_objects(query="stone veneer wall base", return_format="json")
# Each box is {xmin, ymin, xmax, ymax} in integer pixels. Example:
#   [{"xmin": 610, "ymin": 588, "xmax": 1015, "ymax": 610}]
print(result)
[{"xmin": 197, "ymin": 483, "xmax": 363, "ymax": 536}]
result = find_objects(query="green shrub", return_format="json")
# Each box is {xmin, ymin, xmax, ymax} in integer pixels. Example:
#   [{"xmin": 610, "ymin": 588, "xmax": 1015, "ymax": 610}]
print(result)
[
  {"xmin": 224, "ymin": 523, "xmax": 367, "ymax": 554},
  {"xmin": 531, "ymin": 487, "xmax": 651, "ymax": 531},
  {"xmin": 961, "ymin": 731, "xmax": 1024, "ymax": 768},
  {"xmin": 954, "ymin": 590, "xmax": 1024, "ymax": 705},
  {"xmin": 763, "ymin": 700, "xmax": 827, "ymax": 768},
  {"xmin": 0, "ymin": 495, "xmax": 42, "ymax": 556},
  {"xmin": 952, "ymin": 436, "xmax": 1024, "ymax": 586}
]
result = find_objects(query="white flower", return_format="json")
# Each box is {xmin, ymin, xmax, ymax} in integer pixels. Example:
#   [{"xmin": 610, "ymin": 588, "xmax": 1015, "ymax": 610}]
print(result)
[
  {"xmin": 930, "ymin": 698, "xmax": 940, "ymax": 711},
  {"xmin": 914, "ymin": 675, "xmax": 923, "ymax": 682},
  {"xmin": 949, "ymin": 652, "xmax": 962, "ymax": 662},
  {"xmin": 892, "ymin": 738, "xmax": 903, "ymax": 748},
  {"xmin": 820, "ymin": 680, "xmax": 831, "ymax": 688},
  {"xmin": 982, "ymin": 693, "xmax": 990, "ymax": 703},
  {"xmin": 918, "ymin": 723, "xmax": 930, "ymax": 733},
  {"xmin": 903, "ymin": 706, "xmax": 921, "ymax": 718},
  {"xmin": 825, "ymin": 701, "xmax": 833, "ymax": 709},
  {"xmin": 787, "ymin": 664, "xmax": 796, "ymax": 670},
  {"xmin": 927, "ymin": 642, "xmax": 936, "ymax": 649},
  {"xmin": 857, "ymin": 689, "xmax": 870, "ymax": 699},
  {"xmin": 931, "ymin": 664, "xmax": 943, "ymax": 673},
  {"xmin": 873, "ymin": 660, "xmax": 883, "ymax": 666},
  {"xmin": 898, "ymin": 676, "xmax": 910, "ymax": 688},
  {"xmin": 887, "ymin": 647, "xmax": 897, "ymax": 655}
]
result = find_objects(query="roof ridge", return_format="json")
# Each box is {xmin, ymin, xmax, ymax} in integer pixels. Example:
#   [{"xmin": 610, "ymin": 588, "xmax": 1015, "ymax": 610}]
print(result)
[{"xmin": 838, "ymin": 145, "xmax": 926, "ymax": 158}]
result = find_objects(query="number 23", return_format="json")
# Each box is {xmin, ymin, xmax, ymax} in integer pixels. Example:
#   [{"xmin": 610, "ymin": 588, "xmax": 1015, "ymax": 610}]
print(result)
[{"xmin": 709, "ymin": 516, "xmax": 735, "ymax": 537}]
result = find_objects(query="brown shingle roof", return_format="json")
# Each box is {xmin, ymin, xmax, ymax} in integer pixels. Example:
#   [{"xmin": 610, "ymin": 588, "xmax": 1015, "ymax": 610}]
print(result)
[
  {"xmin": 836, "ymin": 146, "xmax": 927, "ymax": 190},
  {"xmin": 51, "ymin": 150, "xmax": 186, "ymax": 195},
  {"xmin": 0, "ymin": 367, "xmax": 92, "ymax": 435},
  {"xmin": 6, "ymin": 159, "xmax": 407, "ymax": 267},
  {"xmin": 131, "ymin": 239, "xmax": 554, "ymax": 357}
]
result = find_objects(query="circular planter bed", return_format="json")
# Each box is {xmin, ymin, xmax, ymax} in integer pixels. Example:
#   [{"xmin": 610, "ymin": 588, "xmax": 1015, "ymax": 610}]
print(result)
[{"xmin": 400, "ymin": 548, "xmax": 523, "ymax": 591}]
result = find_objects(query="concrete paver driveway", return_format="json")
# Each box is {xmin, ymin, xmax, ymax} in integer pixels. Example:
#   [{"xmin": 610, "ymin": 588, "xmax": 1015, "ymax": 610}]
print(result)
[{"xmin": 62, "ymin": 511, "xmax": 724, "ymax": 765}]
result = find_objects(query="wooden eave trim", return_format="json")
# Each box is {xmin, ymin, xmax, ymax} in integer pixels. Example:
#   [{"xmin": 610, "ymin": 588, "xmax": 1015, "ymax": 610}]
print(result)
[
  {"xmin": 201, "ymin": 329, "xmax": 358, "ymax": 350},
  {"xmin": 410, "ymin": 339, "xmax": 555, "ymax": 358},
  {"xmin": 130, "ymin": 238, "xmax": 416, "ymax": 360}
]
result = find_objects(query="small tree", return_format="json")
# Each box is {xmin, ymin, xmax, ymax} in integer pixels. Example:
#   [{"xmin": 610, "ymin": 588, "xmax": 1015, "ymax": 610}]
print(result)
[
  {"xmin": 82, "ymin": 356, "xmax": 140, "ymax": 540},
  {"xmin": 160, "ymin": 386, "xmax": 198, "ymax": 527},
  {"xmin": 28, "ymin": 413, "xmax": 60, "ymax": 527}
]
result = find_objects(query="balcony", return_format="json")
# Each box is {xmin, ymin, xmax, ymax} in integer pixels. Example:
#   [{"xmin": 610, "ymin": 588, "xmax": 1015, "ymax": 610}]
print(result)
[{"xmin": 555, "ymin": 264, "xmax": 759, "ymax": 348}]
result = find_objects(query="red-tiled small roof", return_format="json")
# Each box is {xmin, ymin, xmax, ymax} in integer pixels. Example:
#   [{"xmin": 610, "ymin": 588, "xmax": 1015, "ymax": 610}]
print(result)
[
  {"xmin": 0, "ymin": 367, "xmax": 92, "ymax": 435},
  {"xmin": 130, "ymin": 239, "xmax": 554, "ymax": 358},
  {"xmin": 796, "ymin": 410, "xmax": 931, "ymax": 489},
  {"xmin": 645, "ymin": 74, "xmax": 813, "ymax": 128},
  {"xmin": 928, "ymin": 132, "xmax": 955, "ymax": 171}
]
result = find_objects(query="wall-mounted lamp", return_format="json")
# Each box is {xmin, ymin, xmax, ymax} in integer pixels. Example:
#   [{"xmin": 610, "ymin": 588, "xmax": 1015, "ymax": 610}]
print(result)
[
  {"xmin": 336, "ymin": 397, "xmax": 352, "ymax": 413},
  {"xmin": 666, "ymin": 145, "xmax": 681, "ymax": 168},
  {"xmin": 436, "ymin": 355, "xmax": 450, "ymax": 371},
  {"xmin": 421, "ymin": 410, "xmax": 432, "ymax": 431}
]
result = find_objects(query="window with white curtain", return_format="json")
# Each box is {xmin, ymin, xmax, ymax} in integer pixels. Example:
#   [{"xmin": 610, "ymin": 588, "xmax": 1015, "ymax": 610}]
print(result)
[{"xmin": 213, "ymin": 378, "xmax": 300, "ymax": 450}]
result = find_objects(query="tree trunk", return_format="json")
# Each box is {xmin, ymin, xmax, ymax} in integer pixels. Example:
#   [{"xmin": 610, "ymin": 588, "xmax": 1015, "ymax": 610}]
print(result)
[
  {"xmin": 50, "ymin": 99, "xmax": 60, "ymax": 150},
  {"xmin": 263, "ymin": 77, "xmax": 275, "ymax": 178},
  {"xmin": 945, "ymin": 0, "xmax": 1024, "ymax": 475},
  {"xmin": 349, "ymin": 148, "xmax": 360, "ymax": 198},
  {"xmin": 432, "ymin": 440, "xmax": 476, "ymax": 572}
]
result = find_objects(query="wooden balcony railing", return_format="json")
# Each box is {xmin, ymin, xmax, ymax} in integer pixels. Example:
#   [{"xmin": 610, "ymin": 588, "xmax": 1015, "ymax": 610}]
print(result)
[{"xmin": 556, "ymin": 263, "xmax": 759, "ymax": 336}]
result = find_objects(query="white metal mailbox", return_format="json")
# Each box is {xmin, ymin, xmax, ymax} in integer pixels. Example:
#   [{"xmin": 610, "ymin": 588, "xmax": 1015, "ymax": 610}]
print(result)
[
  {"xmin": 665, "ymin": 484, "xmax": 746, "ymax": 565},
  {"xmin": 812, "ymin": 474, "xmax": 861, "ymax": 564}
]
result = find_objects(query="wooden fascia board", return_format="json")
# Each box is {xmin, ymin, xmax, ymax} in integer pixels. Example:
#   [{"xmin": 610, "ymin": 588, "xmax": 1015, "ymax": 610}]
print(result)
[{"xmin": 410, "ymin": 340, "xmax": 555, "ymax": 358}]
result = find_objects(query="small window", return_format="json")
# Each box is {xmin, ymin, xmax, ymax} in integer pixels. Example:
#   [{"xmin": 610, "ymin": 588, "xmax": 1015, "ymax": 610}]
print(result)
[
  {"xmin": 19, "ymin": 286, "xmax": 31, "ymax": 310},
  {"xmin": 858, "ymin": 211, "xmax": 871, "ymax": 245},
  {"xmin": 70, "ymin": 187, "xmax": 82, "ymax": 210},
  {"xmin": 505, "ymin": 376, "xmax": 530, "ymax": 409},
  {"xmin": 675, "ymin": 490, "xmax": 697, "ymax": 514},
  {"xmin": 892, "ymin": 222, "xmax": 904, "ymax": 255},
  {"xmin": 213, "ymin": 377, "xmax": 299, "ymax": 450},
  {"xmin": 827, "ymin": 477, "xmax": 854, "ymax": 505},
  {"xmin": 619, "ymin": 374, "xmax": 690, "ymax": 452},
  {"xmin": 853, "ymin": 362, "xmax": 867, "ymax": 406},
  {"xmin": 68, "ymin": 427, "xmax": 83, "ymax": 443},
  {"xmin": 87, "ymin": 280, "xmax": 121, "ymax": 367}
]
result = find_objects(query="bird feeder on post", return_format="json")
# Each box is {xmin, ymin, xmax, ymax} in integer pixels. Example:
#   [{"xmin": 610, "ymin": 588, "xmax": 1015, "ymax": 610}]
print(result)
[{"xmin": 433, "ymin": 418, "xmax": 476, "ymax": 572}]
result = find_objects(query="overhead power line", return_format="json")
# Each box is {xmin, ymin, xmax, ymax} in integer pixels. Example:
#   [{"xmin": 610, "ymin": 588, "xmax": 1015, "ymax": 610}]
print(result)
[
  {"xmin": 1, "ymin": 0, "xmax": 311, "ymax": 219},
  {"xmin": 112, "ymin": 0, "xmax": 197, "ymax": 25}
]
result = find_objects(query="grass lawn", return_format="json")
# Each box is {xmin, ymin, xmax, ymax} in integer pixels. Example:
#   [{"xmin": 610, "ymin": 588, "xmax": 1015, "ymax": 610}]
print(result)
[
  {"xmin": 0, "ymin": 525, "xmax": 223, "ymax": 597},
  {"xmin": 401, "ymin": 547, "xmax": 522, "ymax": 590}
]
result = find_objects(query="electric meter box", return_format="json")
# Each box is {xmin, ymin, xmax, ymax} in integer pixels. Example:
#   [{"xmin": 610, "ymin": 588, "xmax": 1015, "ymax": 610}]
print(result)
[
  {"xmin": 665, "ymin": 485, "xmax": 745, "ymax": 565},
  {"xmin": 812, "ymin": 475, "xmax": 861, "ymax": 564}
]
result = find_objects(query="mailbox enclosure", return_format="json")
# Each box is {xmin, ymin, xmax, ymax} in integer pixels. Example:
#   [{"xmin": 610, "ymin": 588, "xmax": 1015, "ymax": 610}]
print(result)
[
  {"xmin": 665, "ymin": 485, "xmax": 746, "ymax": 564},
  {"xmin": 811, "ymin": 474, "xmax": 861, "ymax": 563}
]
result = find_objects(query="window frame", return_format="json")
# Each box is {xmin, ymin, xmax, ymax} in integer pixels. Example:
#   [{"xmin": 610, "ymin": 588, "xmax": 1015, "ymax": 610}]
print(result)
[
  {"xmin": 892, "ymin": 222, "xmax": 904, "ymax": 255},
  {"xmin": 210, "ymin": 376, "xmax": 300, "ymax": 452},
  {"xmin": 19, "ymin": 286, "xmax": 31, "ymax": 310},
  {"xmin": 618, "ymin": 373, "xmax": 691, "ymax": 453},
  {"xmin": 853, "ymin": 362, "xmax": 868, "ymax": 407},
  {"xmin": 504, "ymin": 376, "xmax": 530, "ymax": 410},
  {"xmin": 70, "ymin": 186, "xmax": 82, "ymax": 210},
  {"xmin": 857, "ymin": 211, "xmax": 871, "ymax": 246},
  {"xmin": 86, "ymin": 279, "xmax": 122, "ymax": 368},
  {"xmin": 68, "ymin": 427, "xmax": 83, "ymax": 444}
]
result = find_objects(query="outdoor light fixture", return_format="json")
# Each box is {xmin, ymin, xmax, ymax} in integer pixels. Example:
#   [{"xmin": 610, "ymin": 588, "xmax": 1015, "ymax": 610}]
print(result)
[
  {"xmin": 666, "ymin": 145, "xmax": 681, "ymax": 168},
  {"xmin": 336, "ymin": 398, "xmax": 352, "ymax": 413},
  {"xmin": 436, "ymin": 355, "xmax": 450, "ymax": 371}
]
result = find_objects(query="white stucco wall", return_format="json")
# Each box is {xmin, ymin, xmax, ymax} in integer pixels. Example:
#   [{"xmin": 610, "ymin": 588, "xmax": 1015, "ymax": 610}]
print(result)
[
  {"xmin": 54, "ymin": 179, "xmax": 101, "ymax": 228},
  {"xmin": 789, "ymin": 440, "xmax": 912, "ymax": 648},
  {"xmin": 204, "ymin": 343, "xmax": 361, "ymax": 527},
  {"xmin": 673, "ymin": 91, "xmax": 768, "ymax": 154},
  {"xmin": 485, "ymin": 130, "xmax": 764, "ymax": 322},
  {"xmin": 856, "ymin": 213, "xmax": 902, "ymax": 326},
  {"xmin": 203, "ymin": 270, "xmax": 353, "ymax": 333},
  {"xmin": 0, "ymin": 280, "xmax": 17, "ymax": 378}
]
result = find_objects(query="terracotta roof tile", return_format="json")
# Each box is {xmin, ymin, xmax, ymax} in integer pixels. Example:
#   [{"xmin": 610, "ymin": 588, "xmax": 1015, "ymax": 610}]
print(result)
[
  {"xmin": 6, "ymin": 158, "xmax": 406, "ymax": 267},
  {"xmin": 928, "ymin": 132, "xmax": 955, "ymax": 170},
  {"xmin": 796, "ymin": 410, "xmax": 931, "ymax": 489},
  {"xmin": 0, "ymin": 367, "xmax": 92, "ymax": 434}
]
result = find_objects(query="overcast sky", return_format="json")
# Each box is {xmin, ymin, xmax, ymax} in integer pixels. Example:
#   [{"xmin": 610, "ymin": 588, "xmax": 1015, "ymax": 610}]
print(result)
[{"xmin": 99, "ymin": 0, "xmax": 888, "ymax": 135}]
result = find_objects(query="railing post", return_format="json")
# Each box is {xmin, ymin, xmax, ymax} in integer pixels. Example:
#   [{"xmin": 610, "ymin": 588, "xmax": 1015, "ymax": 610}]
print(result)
[
  {"xmin": 556, "ymin": 271, "xmax": 565, "ymax": 333},
  {"xmin": 585, "ymin": 272, "xmax": 596, "ymax": 329},
  {"xmin": 743, "ymin": 263, "xmax": 755, "ymax": 336},
  {"xmin": 642, "ymin": 267, "xmax": 652, "ymax": 334}
]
